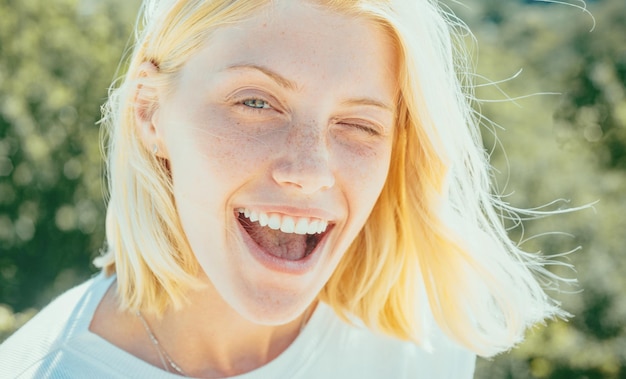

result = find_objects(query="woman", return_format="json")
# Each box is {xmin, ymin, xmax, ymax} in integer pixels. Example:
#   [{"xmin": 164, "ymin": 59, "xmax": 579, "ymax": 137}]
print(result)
[{"xmin": 0, "ymin": 0, "xmax": 567, "ymax": 377}]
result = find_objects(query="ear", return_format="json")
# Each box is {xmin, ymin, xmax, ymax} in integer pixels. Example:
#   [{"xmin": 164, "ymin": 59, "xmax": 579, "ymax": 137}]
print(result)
[{"xmin": 134, "ymin": 61, "xmax": 168, "ymax": 159}]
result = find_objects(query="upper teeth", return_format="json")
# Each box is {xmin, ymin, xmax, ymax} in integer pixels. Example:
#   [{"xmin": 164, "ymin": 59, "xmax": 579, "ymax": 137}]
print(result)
[{"xmin": 237, "ymin": 208, "xmax": 328, "ymax": 235}]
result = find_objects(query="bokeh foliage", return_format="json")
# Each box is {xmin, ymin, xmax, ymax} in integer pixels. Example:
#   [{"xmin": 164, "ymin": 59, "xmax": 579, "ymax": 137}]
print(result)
[
  {"xmin": 449, "ymin": 1, "xmax": 626, "ymax": 378},
  {"xmin": 0, "ymin": 0, "xmax": 139, "ymax": 336},
  {"xmin": 0, "ymin": 0, "xmax": 624, "ymax": 378}
]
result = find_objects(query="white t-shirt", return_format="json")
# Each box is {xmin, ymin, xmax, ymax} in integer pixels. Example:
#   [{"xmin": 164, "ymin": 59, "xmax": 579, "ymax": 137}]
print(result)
[{"xmin": 0, "ymin": 274, "xmax": 475, "ymax": 378}]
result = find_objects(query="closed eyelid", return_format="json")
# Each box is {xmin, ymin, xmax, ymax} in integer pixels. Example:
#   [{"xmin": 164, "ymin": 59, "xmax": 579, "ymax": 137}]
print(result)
[
  {"xmin": 337, "ymin": 99, "xmax": 395, "ymax": 130},
  {"xmin": 332, "ymin": 116, "xmax": 390, "ymax": 135}
]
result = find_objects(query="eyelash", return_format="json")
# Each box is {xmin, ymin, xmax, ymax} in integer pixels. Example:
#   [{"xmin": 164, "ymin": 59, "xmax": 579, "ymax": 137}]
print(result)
[{"xmin": 338, "ymin": 122, "xmax": 381, "ymax": 136}]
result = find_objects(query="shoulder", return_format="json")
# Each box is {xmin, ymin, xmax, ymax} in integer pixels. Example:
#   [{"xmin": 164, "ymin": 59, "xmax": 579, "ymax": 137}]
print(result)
[
  {"xmin": 306, "ymin": 304, "xmax": 475, "ymax": 379},
  {"xmin": 0, "ymin": 273, "xmax": 114, "ymax": 378}
]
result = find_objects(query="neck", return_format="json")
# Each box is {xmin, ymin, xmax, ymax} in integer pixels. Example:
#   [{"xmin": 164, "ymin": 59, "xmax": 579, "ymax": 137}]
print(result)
[{"xmin": 145, "ymin": 281, "xmax": 315, "ymax": 378}]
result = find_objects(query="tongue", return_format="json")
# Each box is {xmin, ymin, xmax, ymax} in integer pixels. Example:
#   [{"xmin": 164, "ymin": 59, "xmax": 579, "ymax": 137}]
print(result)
[{"xmin": 243, "ymin": 219, "xmax": 312, "ymax": 261}]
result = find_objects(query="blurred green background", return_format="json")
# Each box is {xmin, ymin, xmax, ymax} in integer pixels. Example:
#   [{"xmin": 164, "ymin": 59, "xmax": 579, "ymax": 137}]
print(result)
[{"xmin": 0, "ymin": 0, "xmax": 624, "ymax": 377}]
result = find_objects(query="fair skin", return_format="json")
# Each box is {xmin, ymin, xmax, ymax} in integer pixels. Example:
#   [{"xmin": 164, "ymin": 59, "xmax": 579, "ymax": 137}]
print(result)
[{"xmin": 92, "ymin": 1, "xmax": 397, "ymax": 377}]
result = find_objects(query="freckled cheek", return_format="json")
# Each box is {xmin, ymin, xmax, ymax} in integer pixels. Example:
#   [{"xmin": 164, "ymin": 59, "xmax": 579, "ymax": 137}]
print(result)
[
  {"xmin": 169, "ymin": 131, "xmax": 276, "ymax": 228},
  {"xmin": 334, "ymin": 144, "xmax": 392, "ymax": 201},
  {"xmin": 185, "ymin": 125, "xmax": 282, "ymax": 182}
]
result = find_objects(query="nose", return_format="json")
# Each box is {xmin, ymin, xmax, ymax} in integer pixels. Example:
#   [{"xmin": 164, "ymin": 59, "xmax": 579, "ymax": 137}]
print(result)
[{"xmin": 271, "ymin": 122, "xmax": 335, "ymax": 194}]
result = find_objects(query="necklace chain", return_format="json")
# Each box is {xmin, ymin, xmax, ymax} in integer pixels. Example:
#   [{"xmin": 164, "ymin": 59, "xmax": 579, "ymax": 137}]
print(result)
[
  {"xmin": 136, "ymin": 311, "xmax": 188, "ymax": 377},
  {"xmin": 136, "ymin": 304, "xmax": 315, "ymax": 377}
]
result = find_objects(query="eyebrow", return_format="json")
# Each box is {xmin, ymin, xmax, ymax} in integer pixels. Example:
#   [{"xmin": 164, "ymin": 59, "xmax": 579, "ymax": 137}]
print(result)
[
  {"xmin": 224, "ymin": 63, "xmax": 298, "ymax": 91},
  {"xmin": 341, "ymin": 98, "xmax": 394, "ymax": 113}
]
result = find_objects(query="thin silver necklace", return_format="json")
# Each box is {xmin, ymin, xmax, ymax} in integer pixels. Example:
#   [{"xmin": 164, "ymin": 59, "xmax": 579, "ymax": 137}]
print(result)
[
  {"xmin": 136, "ymin": 305, "xmax": 314, "ymax": 377},
  {"xmin": 136, "ymin": 311, "xmax": 188, "ymax": 376}
]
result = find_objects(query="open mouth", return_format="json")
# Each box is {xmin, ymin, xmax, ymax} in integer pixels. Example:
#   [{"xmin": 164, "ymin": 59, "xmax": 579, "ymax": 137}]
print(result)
[{"xmin": 236, "ymin": 208, "xmax": 332, "ymax": 261}]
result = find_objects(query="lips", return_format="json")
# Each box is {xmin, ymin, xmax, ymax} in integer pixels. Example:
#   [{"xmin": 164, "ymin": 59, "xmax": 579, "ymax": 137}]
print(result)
[{"xmin": 236, "ymin": 208, "xmax": 331, "ymax": 261}]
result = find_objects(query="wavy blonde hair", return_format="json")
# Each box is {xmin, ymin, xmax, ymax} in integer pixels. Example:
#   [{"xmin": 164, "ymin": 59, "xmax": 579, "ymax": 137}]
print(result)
[{"xmin": 96, "ymin": 0, "xmax": 567, "ymax": 357}]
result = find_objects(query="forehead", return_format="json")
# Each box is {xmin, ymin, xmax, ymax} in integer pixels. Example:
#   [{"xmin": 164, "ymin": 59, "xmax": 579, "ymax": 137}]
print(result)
[{"xmin": 178, "ymin": 1, "xmax": 398, "ymax": 96}]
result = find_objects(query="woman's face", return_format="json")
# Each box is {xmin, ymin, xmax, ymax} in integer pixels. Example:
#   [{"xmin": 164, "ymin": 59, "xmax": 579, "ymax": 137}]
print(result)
[{"xmin": 154, "ymin": 1, "xmax": 397, "ymax": 324}]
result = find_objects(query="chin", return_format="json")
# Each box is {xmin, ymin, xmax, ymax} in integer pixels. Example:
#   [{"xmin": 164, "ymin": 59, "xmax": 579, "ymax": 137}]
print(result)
[{"xmin": 232, "ymin": 285, "xmax": 317, "ymax": 326}]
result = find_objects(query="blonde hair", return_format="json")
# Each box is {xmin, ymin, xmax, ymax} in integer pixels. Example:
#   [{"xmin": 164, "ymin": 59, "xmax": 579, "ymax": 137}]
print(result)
[{"xmin": 96, "ymin": 0, "xmax": 567, "ymax": 357}]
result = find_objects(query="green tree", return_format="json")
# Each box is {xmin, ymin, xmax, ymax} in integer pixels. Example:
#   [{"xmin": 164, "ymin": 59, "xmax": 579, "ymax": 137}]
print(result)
[
  {"xmin": 446, "ymin": 0, "xmax": 626, "ymax": 378},
  {"xmin": 0, "ymin": 0, "xmax": 139, "ymax": 340}
]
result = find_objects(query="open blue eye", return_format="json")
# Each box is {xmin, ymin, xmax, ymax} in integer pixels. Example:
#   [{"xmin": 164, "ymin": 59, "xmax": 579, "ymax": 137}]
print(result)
[{"xmin": 243, "ymin": 99, "xmax": 271, "ymax": 109}]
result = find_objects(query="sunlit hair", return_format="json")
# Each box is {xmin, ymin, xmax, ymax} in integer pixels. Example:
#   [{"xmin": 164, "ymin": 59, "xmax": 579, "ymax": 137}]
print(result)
[{"xmin": 96, "ymin": 0, "xmax": 568, "ymax": 357}]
